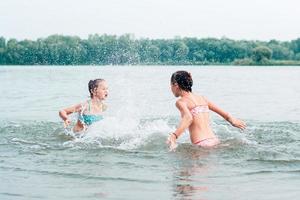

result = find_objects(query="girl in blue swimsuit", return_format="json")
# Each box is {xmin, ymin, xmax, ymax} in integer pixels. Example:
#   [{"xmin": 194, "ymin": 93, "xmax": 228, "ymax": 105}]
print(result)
[{"xmin": 59, "ymin": 79, "xmax": 108, "ymax": 133}]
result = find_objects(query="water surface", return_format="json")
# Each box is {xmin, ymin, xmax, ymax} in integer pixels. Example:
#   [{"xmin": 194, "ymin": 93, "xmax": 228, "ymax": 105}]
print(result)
[{"xmin": 0, "ymin": 66, "xmax": 299, "ymax": 200}]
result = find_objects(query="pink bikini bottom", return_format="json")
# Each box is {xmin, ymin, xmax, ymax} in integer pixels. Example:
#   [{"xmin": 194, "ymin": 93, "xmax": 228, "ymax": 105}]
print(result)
[{"xmin": 193, "ymin": 137, "xmax": 220, "ymax": 148}]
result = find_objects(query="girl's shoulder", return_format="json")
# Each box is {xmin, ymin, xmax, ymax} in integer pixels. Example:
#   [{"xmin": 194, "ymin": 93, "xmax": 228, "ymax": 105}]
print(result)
[
  {"xmin": 193, "ymin": 93, "xmax": 204, "ymax": 98},
  {"xmin": 175, "ymin": 98, "xmax": 190, "ymax": 108},
  {"xmin": 81, "ymin": 100, "xmax": 90, "ymax": 106},
  {"xmin": 189, "ymin": 94, "xmax": 208, "ymax": 105},
  {"xmin": 176, "ymin": 97, "xmax": 187, "ymax": 103},
  {"xmin": 197, "ymin": 95, "xmax": 209, "ymax": 105},
  {"xmin": 78, "ymin": 100, "xmax": 90, "ymax": 111}
]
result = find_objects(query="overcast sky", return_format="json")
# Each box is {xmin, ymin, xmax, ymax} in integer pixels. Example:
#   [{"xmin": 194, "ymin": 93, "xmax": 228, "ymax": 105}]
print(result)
[{"xmin": 1, "ymin": 0, "xmax": 299, "ymax": 41}]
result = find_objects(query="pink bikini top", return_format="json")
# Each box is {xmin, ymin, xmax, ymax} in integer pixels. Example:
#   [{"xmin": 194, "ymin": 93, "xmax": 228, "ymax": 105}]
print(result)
[{"xmin": 190, "ymin": 105, "xmax": 209, "ymax": 115}]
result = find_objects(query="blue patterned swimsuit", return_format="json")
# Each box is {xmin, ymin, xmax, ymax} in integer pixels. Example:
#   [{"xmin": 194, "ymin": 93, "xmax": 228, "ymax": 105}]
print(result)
[{"xmin": 78, "ymin": 100, "xmax": 103, "ymax": 126}]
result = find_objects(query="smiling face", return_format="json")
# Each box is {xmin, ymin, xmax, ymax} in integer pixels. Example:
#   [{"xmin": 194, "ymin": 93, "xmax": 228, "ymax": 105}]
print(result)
[{"xmin": 92, "ymin": 80, "xmax": 109, "ymax": 100}]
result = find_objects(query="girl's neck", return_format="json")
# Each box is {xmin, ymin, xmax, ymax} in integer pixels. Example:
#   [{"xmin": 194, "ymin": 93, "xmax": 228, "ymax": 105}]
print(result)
[
  {"xmin": 90, "ymin": 98, "xmax": 102, "ymax": 105},
  {"xmin": 89, "ymin": 98, "xmax": 103, "ymax": 112},
  {"xmin": 180, "ymin": 91, "xmax": 191, "ymax": 97}
]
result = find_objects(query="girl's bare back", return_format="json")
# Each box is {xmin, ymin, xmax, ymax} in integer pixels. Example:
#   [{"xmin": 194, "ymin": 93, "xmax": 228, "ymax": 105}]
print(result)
[{"xmin": 181, "ymin": 94, "xmax": 217, "ymax": 144}]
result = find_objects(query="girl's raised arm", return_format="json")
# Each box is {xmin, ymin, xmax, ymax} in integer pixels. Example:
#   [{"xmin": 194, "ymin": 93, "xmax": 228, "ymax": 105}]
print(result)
[
  {"xmin": 59, "ymin": 103, "xmax": 83, "ymax": 127},
  {"xmin": 204, "ymin": 97, "xmax": 246, "ymax": 130}
]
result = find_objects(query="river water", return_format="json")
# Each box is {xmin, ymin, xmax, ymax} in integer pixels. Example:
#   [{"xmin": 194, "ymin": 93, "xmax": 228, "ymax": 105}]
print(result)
[{"xmin": 0, "ymin": 66, "xmax": 299, "ymax": 199}]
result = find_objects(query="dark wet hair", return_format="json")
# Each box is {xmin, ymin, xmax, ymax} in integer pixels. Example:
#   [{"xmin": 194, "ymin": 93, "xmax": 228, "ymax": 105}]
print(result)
[
  {"xmin": 88, "ymin": 79, "xmax": 105, "ymax": 98},
  {"xmin": 171, "ymin": 71, "xmax": 193, "ymax": 92}
]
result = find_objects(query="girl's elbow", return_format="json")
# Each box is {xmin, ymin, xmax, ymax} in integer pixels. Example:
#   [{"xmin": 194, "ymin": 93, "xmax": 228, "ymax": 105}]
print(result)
[
  {"xmin": 186, "ymin": 115, "xmax": 193, "ymax": 124},
  {"xmin": 58, "ymin": 110, "xmax": 65, "ymax": 117}
]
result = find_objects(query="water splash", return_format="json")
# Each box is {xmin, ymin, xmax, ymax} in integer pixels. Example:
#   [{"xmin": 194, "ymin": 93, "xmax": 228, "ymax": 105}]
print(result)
[{"xmin": 62, "ymin": 116, "xmax": 174, "ymax": 150}]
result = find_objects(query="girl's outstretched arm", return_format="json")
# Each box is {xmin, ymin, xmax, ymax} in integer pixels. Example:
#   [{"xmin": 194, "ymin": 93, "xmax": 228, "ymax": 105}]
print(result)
[
  {"xmin": 59, "ymin": 103, "xmax": 82, "ymax": 128},
  {"xmin": 204, "ymin": 97, "xmax": 246, "ymax": 130},
  {"xmin": 166, "ymin": 100, "xmax": 193, "ymax": 151}
]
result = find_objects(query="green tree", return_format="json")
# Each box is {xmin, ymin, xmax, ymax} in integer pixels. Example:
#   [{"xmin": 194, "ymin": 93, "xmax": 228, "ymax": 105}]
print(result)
[
  {"xmin": 295, "ymin": 53, "xmax": 300, "ymax": 61},
  {"xmin": 158, "ymin": 40, "xmax": 174, "ymax": 63},
  {"xmin": 1, "ymin": 34, "xmax": 300, "ymax": 65},
  {"xmin": 0, "ymin": 37, "xmax": 6, "ymax": 64},
  {"xmin": 5, "ymin": 39, "xmax": 21, "ymax": 64},
  {"xmin": 252, "ymin": 46, "xmax": 272, "ymax": 63},
  {"xmin": 114, "ymin": 34, "xmax": 140, "ymax": 65},
  {"xmin": 268, "ymin": 40, "xmax": 293, "ymax": 60},
  {"xmin": 291, "ymin": 38, "xmax": 300, "ymax": 54},
  {"xmin": 137, "ymin": 39, "xmax": 160, "ymax": 64},
  {"xmin": 172, "ymin": 41, "xmax": 189, "ymax": 63},
  {"xmin": 85, "ymin": 34, "xmax": 117, "ymax": 65}
]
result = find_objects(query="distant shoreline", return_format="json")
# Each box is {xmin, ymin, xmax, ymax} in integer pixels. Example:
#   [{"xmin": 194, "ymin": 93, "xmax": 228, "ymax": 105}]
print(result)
[
  {"xmin": 1, "ymin": 34, "xmax": 300, "ymax": 66},
  {"xmin": 1, "ymin": 65, "xmax": 300, "ymax": 68}
]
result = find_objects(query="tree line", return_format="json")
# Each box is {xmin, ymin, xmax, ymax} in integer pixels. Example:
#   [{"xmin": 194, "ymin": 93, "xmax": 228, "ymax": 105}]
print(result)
[{"xmin": 0, "ymin": 34, "xmax": 300, "ymax": 65}]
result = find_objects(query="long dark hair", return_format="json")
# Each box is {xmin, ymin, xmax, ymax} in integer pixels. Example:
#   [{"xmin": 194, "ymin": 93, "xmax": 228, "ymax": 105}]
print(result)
[
  {"xmin": 171, "ymin": 71, "xmax": 193, "ymax": 92},
  {"xmin": 88, "ymin": 79, "xmax": 104, "ymax": 97}
]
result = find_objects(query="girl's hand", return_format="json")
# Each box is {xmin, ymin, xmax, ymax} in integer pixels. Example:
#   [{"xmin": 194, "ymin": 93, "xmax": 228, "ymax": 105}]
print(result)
[
  {"xmin": 63, "ymin": 119, "xmax": 71, "ymax": 128},
  {"xmin": 228, "ymin": 116, "xmax": 246, "ymax": 130},
  {"xmin": 166, "ymin": 133, "xmax": 178, "ymax": 151}
]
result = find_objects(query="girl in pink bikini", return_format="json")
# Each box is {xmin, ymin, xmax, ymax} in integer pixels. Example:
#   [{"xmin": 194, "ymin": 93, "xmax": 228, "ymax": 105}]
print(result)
[{"xmin": 167, "ymin": 71, "xmax": 246, "ymax": 151}]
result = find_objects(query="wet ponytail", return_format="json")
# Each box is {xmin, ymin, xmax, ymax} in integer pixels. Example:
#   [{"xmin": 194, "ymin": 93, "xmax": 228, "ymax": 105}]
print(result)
[
  {"xmin": 88, "ymin": 79, "xmax": 104, "ymax": 98},
  {"xmin": 171, "ymin": 71, "xmax": 193, "ymax": 92}
]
